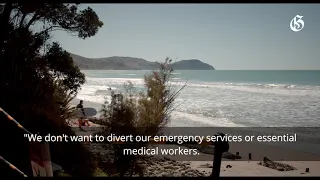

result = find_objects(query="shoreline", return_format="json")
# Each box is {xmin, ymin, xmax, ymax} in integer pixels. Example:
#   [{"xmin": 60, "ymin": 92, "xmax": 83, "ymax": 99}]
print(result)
[{"xmin": 70, "ymin": 98, "xmax": 320, "ymax": 176}]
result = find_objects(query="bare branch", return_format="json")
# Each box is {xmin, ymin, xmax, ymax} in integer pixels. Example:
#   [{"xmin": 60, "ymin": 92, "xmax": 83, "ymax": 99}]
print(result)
[
  {"xmin": 19, "ymin": 12, "xmax": 27, "ymax": 28},
  {"xmin": 25, "ymin": 12, "xmax": 39, "ymax": 29}
]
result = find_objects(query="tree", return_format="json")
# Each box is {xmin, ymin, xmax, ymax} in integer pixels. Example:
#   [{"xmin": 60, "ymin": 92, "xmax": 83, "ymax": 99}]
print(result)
[{"xmin": 0, "ymin": 3, "xmax": 103, "ymax": 177}]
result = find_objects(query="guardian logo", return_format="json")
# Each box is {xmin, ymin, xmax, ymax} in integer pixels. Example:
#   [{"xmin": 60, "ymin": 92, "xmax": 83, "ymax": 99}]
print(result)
[{"xmin": 290, "ymin": 15, "xmax": 304, "ymax": 32}]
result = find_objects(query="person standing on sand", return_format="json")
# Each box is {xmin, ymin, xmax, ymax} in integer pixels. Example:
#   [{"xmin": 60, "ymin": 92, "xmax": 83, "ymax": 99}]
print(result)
[{"xmin": 76, "ymin": 100, "xmax": 86, "ymax": 128}]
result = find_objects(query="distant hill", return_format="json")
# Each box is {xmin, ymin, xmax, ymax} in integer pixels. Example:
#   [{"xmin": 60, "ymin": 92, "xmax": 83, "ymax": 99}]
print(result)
[
  {"xmin": 69, "ymin": 53, "xmax": 215, "ymax": 70},
  {"xmin": 170, "ymin": 59, "xmax": 215, "ymax": 70}
]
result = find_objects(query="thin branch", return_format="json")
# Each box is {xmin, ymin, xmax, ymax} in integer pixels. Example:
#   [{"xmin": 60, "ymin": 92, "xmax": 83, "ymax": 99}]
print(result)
[
  {"xmin": 25, "ymin": 12, "xmax": 39, "ymax": 29},
  {"xmin": 19, "ymin": 12, "xmax": 27, "ymax": 28},
  {"xmin": 10, "ymin": 10, "xmax": 20, "ymax": 25}
]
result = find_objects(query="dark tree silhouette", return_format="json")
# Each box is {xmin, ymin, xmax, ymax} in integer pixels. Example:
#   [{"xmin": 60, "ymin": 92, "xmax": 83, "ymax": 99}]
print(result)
[{"xmin": 0, "ymin": 3, "xmax": 103, "ymax": 177}]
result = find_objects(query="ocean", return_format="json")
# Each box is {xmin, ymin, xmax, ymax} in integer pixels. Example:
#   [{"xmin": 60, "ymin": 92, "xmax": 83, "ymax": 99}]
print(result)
[
  {"xmin": 77, "ymin": 70, "xmax": 320, "ymax": 127},
  {"xmin": 75, "ymin": 70, "xmax": 320, "ymax": 155}
]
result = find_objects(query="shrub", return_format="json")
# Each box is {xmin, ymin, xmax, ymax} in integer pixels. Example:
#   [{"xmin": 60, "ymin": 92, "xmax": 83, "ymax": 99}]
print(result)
[{"xmin": 99, "ymin": 58, "xmax": 186, "ymax": 176}]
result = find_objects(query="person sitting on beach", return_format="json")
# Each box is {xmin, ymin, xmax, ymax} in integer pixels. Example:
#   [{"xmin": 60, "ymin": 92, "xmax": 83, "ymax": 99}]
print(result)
[{"xmin": 76, "ymin": 100, "xmax": 86, "ymax": 128}]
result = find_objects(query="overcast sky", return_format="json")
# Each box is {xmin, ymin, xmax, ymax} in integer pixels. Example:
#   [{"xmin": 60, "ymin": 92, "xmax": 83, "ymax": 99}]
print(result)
[{"xmin": 52, "ymin": 4, "xmax": 320, "ymax": 70}]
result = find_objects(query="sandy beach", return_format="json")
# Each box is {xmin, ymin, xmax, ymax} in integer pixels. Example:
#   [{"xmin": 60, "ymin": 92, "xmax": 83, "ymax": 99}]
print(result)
[{"xmin": 69, "ymin": 99, "xmax": 320, "ymax": 177}]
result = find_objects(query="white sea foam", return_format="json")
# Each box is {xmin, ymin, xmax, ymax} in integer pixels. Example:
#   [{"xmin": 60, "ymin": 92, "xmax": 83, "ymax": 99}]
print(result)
[
  {"xmin": 120, "ymin": 73, "xmax": 137, "ymax": 76},
  {"xmin": 77, "ymin": 76, "xmax": 320, "ymax": 127},
  {"xmin": 170, "ymin": 111, "xmax": 245, "ymax": 127}
]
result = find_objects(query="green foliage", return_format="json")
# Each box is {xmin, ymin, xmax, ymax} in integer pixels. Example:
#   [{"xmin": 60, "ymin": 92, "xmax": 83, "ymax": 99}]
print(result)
[
  {"xmin": 52, "ymin": 80, "xmax": 78, "ymax": 123},
  {"xmin": 92, "ymin": 168, "xmax": 108, "ymax": 177},
  {"xmin": 100, "ymin": 58, "xmax": 186, "ymax": 176},
  {"xmin": 0, "ymin": 3, "xmax": 103, "ymax": 177},
  {"xmin": 55, "ymin": 171, "xmax": 72, "ymax": 177}
]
